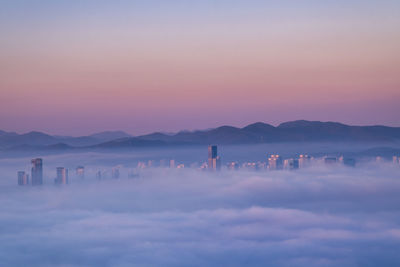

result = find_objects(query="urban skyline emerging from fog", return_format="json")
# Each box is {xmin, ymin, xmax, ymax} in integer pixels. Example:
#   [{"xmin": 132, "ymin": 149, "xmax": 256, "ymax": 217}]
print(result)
[
  {"xmin": 1, "ymin": 1, "xmax": 400, "ymax": 266},
  {"xmin": 14, "ymin": 145, "xmax": 400, "ymax": 187}
]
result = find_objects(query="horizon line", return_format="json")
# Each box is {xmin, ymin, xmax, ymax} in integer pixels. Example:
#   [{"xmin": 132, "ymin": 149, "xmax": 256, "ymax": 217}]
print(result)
[{"xmin": 2, "ymin": 119, "xmax": 399, "ymax": 137}]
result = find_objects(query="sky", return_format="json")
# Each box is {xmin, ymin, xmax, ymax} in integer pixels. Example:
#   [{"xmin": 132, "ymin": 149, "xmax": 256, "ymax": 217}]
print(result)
[
  {"xmin": 0, "ymin": 0, "xmax": 399, "ymax": 135},
  {"xmin": 1, "ymin": 152, "xmax": 400, "ymax": 266}
]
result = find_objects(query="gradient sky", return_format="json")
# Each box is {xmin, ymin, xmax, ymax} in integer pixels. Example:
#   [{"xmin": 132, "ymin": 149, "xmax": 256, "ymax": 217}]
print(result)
[{"xmin": 1, "ymin": 0, "xmax": 399, "ymax": 135}]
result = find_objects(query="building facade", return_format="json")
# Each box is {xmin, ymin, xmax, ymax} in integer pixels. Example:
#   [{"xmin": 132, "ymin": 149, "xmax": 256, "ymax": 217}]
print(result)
[
  {"xmin": 55, "ymin": 167, "xmax": 68, "ymax": 185},
  {"xmin": 208, "ymin": 145, "xmax": 221, "ymax": 170},
  {"xmin": 17, "ymin": 171, "xmax": 29, "ymax": 185},
  {"xmin": 31, "ymin": 158, "xmax": 43, "ymax": 185}
]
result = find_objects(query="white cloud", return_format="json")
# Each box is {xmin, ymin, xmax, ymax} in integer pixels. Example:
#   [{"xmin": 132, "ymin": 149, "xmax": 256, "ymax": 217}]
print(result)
[{"xmin": 1, "ymin": 154, "xmax": 400, "ymax": 266}]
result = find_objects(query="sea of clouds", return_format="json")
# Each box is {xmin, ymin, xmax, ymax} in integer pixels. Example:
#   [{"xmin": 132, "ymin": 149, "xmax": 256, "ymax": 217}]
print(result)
[{"xmin": 1, "ymin": 152, "xmax": 400, "ymax": 266}]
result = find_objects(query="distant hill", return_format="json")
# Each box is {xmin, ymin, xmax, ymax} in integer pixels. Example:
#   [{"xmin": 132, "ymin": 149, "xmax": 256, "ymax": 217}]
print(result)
[
  {"xmin": 88, "ymin": 131, "xmax": 132, "ymax": 141},
  {"xmin": 92, "ymin": 137, "xmax": 167, "ymax": 148},
  {"xmin": 0, "ymin": 130, "xmax": 131, "ymax": 149},
  {"xmin": 136, "ymin": 121, "xmax": 400, "ymax": 145},
  {"xmin": 0, "ymin": 131, "xmax": 58, "ymax": 148},
  {"xmin": 1, "ymin": 121, "xmax": 400, "ymax": 150},
  {"xmin": 7, "ymin": 143, "xmax": 74, "ymax": 151}
]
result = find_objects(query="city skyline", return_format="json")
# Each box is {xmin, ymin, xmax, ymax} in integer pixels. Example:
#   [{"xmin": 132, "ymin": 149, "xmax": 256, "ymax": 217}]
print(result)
[
  {"xmin": 1, "ymin": 0, "xmax": 399, "ymax": 135},
  {"xmin": 14, "ymin": 148, "xmax": 399, "ymax": 187},
  {"xmin": 2, "ymin": 1, "xmax": 400, "ymax": 266}
]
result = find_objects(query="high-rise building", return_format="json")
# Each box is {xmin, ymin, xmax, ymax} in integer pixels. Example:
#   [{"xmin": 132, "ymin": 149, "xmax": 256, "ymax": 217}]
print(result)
[
  {"xmin": 76, "ymin": 166, "xmax": 85, "ymax": 179},
  {"xmin": 268, "ymin": 155, "xmax": 282, "ymax": 170},
  {"xmin": 298, "ymin": 154, "xmax": 311, "ymax": 168},
  {"xmin": 55, "ymin": 167, "xmax": 68, "ymax": 185},
  {"xmin": 177, "ymin": 164, "xmax": 185, "ymax": 169},
  {"xmin": 283, "ymin": 159, "xmax": 299, "ymax": 170},
  {"xmin": 339, "ymin": 156, "xmax": 356, "ymax": 167},
  {"xmin": 242, "ymin": 162, "xmax": 257, "ymax": 171},
  {"xmin": 393, "ymin": 156, "xmax": 399, "ymax": 164},
  {"xmin": 227, "ymin": 162, "xmax": 239, "ymax": 170},
  {"xmin": 212, "ymin": 156, "xmax": 221, "ymax": 171},
  {"xmin": 137, "ymin": 162, "xmax": 146, "ymax": 169},
  {"xmin": 208, "ymin": 145, "xmax": 217, "ymax": 167},
  {"xmin": 169, "ymin": 159, "xmax": 175, "ymax": 168},
  {"xmin": 17, "ymin": 171, "xmax": 29, "ymax": 185},
  {"xmin": 208, "ymin": 145, "xmax": 220, "ymax": 170},
  {"xmin": 31, "ymin": 158, "xmax": 43, "ymax": 186},
  {"xmin": 200, "ymin": 162, "xmax": 208, "ymax": 170}
]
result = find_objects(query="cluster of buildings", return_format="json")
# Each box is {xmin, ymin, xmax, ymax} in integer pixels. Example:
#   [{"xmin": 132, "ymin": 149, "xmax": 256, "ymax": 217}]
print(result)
[
  {"xmin": 227, "ymin": 154, "xmax": 312, "ymax": 171},
  {"xmin": 17, "ymin": 158, "xmax": 85, "ymax": 186},
  {"xmin": 16, "ymin": 145, "xmax": 399, "ymax": 186},
  {"xmin": 17, "ymin": 158, "xmax": 43, "ymax": 186}
]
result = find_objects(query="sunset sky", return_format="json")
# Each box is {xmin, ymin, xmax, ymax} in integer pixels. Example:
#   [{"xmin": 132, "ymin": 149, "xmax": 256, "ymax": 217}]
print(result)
[{"xmin": 1, "ymin": 0, "xmax": 399, "ymax": 135}]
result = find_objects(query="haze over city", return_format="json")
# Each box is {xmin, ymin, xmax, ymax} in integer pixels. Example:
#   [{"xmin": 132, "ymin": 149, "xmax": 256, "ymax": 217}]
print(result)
[{"xmin": 1, "ymin": 1, "xmax": 400, "ymax": 267}]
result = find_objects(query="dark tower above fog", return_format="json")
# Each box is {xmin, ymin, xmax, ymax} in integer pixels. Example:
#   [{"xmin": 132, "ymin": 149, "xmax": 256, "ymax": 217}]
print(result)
[
  {"xmin": 31, "ymin": 158, "xmax": 43, "ymax": 185},
  {"xmin": 55, "ymin": 167, "xmax": 68, "ymax": 185},
  {"xmin": 17, "ymin": 171, "xmax": 29, "ymax": 186},
  {"xmin": 208, "ymin": 145, "xmax": 221, "ymax": 171}
]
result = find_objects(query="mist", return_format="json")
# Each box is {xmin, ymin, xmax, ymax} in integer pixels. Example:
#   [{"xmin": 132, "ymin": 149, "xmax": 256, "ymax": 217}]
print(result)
[{"xmin": 1, "ymin": 148, "xmax": 400, "ymax": 266}]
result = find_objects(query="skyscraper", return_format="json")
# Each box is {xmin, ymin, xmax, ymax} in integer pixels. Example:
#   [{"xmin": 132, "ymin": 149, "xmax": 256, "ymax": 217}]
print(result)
[
  {"xmin": 55, "ymin": 167, "xmax": 68, "ymax": 185},
  {"xmin": 227, "ymin": 162, "xmax": 239, "ymax": 170},
  {"xmin": 298, "ymin": 154, "xmax": 311, "ymax": 168},
  {"xmin": 17, "ymin": 171, "xmax": 29, "ymax": 186},
  {"xmin": 208, "ymin": 145, "xmax": 221, "ymax": 170},
  {"xmin": 283, "ymin": 159, "xmax": 299, "ymax": 170},
  {"xmin": 169, "ymin": 159, "xmax": 175, "ymax": 168},
  {"xmin": 268, "ymin": 155, "xmax": 282, "ymax": 170},
  {"xmin": 339, "ymin": 156, "xmax": 356, "ymax": 167},
  {"xmin": 31, "ymin": 158, "xmax": 43, "ymax": 186},
  {"xmin": 76, "ymin": 166, "xmax": 85, "ymax": 179},
  {"xmin": 177, "ymin": 163, "xmax": 185, "ymax": 169}
]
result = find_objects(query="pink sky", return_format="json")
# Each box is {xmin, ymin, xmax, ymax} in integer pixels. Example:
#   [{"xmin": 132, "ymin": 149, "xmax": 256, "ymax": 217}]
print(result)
[{"xmin": 0, "ymin": 1, "xmax": 399, "ymax": 135}]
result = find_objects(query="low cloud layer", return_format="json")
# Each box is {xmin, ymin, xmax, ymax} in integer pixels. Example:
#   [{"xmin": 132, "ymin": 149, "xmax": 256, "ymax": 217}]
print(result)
[{"xmin": 1, "ymin": 154, "xmax": 400, "ymax": 266}]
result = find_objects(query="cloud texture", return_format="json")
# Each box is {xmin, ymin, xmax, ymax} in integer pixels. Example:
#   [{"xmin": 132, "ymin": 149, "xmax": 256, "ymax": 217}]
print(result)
[{"xmin": 1, "ymin": 155, "xmax": 400, "ymax": 266}]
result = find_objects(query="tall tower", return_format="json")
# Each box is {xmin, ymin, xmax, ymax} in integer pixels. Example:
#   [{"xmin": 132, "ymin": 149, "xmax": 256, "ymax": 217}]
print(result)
[
  {"xmin": 298, "ymin": 154, "xmax": 311, "ymax": 168},
  {"xmin": 17, "ymin": 171, "xmax": 29, "ymax": 185},
  {"xmin": 55, "ymin": 167, "xmax": 68, "ymax": 185},
  {"xmin": 208, "ymin": 145, "xmax": 220, "ymax": 170},
  {"xmin": 76, "ymin": 166, "xmax": 85, "ymax": 179},
  {"xmin": 268, "ymin": 155, "xmax": 283, "ymax": 170},
  {"xmin": 31, "ymin": 158, "xmax": 43, "ymax": 185},
  {"xmin": 169, "ymin": 159, "xmax": 175, "ymax": 168}
]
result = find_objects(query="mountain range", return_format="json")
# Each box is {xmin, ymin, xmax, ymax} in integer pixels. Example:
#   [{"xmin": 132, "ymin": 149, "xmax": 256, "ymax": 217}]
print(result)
[
  {"xmin": 1, "ymin": 120, "xmax": 400, "ymax": 150},
  {"xmin": 0, "ymin": 130, "xmax": 132, "ymax": 149}
]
